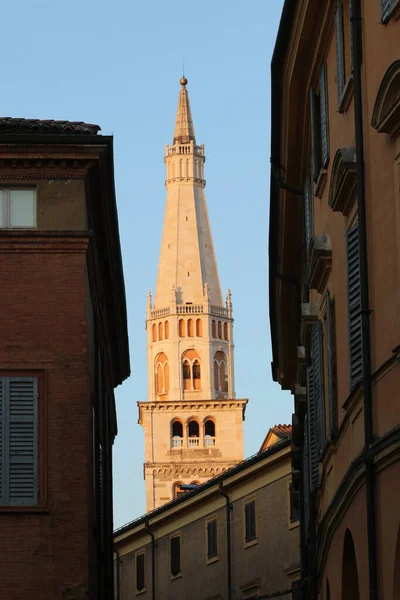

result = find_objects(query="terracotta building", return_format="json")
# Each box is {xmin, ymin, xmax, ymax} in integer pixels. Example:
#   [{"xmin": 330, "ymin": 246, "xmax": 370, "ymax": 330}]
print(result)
[
  {"xmin": 269, "ymin": 1, "xmax": 400, "ymax": 598},
  {"xmin": 0, "ymin": 118, "xmax": 130, "ymax": 599},
  {"xmin": 114, "ymin": 429, "xmax": 299, "ymax": 600},
  {"xmin": 140, "ymin": 77, "xmax": 247, "ymax": 512}
]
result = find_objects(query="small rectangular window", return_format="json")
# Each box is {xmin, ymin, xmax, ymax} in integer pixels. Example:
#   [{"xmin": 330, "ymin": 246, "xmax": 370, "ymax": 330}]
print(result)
[
  {"xmin": 207, "ymin": 518, "xmax": 218, "ymax": 560},
  {"xmin": 0, "ymin": 188, "xmax": 36, "ymax": 229},
  {"xmin": 289, "ymin": 482, "xmax": 300, "ymax": 523},
  {"xmin": 244, "ymin": 499, "xmax": 256, "ymax": 543},
  {"xmin": 136, "ymin": 551, "xmax": 145, "ymax": 592},
  {"xmin": 170, "ymin": 534, "xmax": 181, "ymax": 576}
]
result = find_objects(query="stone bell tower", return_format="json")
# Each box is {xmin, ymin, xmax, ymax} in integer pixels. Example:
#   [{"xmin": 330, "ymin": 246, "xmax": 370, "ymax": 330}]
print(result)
[{"xmin": 138, "ymin": 77, "xmax": 247, "ymax": 512}]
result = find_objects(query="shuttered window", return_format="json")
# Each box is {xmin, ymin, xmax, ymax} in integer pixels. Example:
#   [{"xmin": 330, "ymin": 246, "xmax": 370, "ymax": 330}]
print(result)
[
  {"xmin": 325, "ymin": 291, "xmax": 337, "ymax": 437},
  {"xmin": 170, "ymin": 535, "xmax": 181, "ymax": 576},
  {"xmin": 381, "ymin": 0, "xmax": 400, "ymax": 23},
  {"xmin": 207, "ymin": 518, "xmax": 218, "ymax": 559},
  {"xmin": 289, "ymin": 482, "xmax": 300, "ymax": 523},
  {"xmin": 244, "ymin": 499, "xmax": 256, "ymax": 543},
  {"xmin": 307, "ymin": 322, "xmax": 326, "ymax": 490},
  {"xmin": 136, "ymin": 552, "xmax": 145, "ymax": 591},
  {"xmin": 310, "ymin": 66, "xmax": 330, "ymax": 182},
  {"xmin": 346, "ymin": 224, "xmax": 363, "ymax": 388},
  {"xmin": 302, "ymin": 416, "xmax": 310, "ymax": 534},
  {"xmin": 335, "ymin": 1, "xmax": 346, "ymax": 106},
  {"xmin": 304, "ymin": 175, "xmax": 314, "ymax": 252},
  {"xmin": 0, "ymin": 377, "xmax": 38, "ymax": 507}
]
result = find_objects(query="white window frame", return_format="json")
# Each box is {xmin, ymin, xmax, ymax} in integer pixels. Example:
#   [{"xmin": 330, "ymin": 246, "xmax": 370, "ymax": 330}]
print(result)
[{"xmin": 0, "ymin": 187, "xmax": 37, "ymax": 229}]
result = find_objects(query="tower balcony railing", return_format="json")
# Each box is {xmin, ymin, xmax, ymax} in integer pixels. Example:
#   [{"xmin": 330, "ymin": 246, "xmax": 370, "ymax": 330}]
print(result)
[
  {"xmin": 149, "ymin": 305, "xmax": 229, "ymax": 319},
  {"xmin": 150, "ymin": 307, "xmax": 171, "ymax": 319},
  {"xmin": 171, "ymin": 437, "xmax": 183, "ymax": 448},
  {"xmin": 187, "ymin": 437, "xmax": 200, "ymax": 447},
  {"xmin": 204, "ymin": 436, "xmax": 216, "ymax": 447},
  {"xmin": 165, "ymin": 143, "xmax": 205, "ymax": 157},
  {"xmin": 177, "ymin": 305, "xmax": 204, "ymax": 314}
]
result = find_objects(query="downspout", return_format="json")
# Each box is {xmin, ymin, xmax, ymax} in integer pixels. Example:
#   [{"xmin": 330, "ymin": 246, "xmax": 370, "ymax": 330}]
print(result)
[
  {"xmin": 145, "ymin": 520, "xmax": 156, "ymax": 600},
  {"xmin": 351, "ymin": 2, "xmax": 379, "ymax": 599},
  {"xmin": 114, "ymin": 548, "xmax": 121, "ymax": 600},
  {"xmin": 219, "ymin": 482, "xmax": 233, "ymax": 600}
]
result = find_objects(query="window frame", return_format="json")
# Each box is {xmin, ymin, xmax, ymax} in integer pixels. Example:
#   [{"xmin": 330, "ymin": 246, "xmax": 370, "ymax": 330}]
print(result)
[
  {"xmin": 135, "ymin": 549, "xmax": 146, "ymax": 595},
  {"xmin": 206, "ymin": 515, "xmax": 219, "ymax": 564},
  {"xmin": 381, "ymin": 0, "xmax": 400, "ymax": 24},
  {"xmin": 244, "ymin": 497, "xmax": 257, "ymax": 548},
  {"xmin": 170, "ymin": 532, "xmax": 182, "ymax": 579},
  {"xmin": 0, "ymin": 371, "xmax": 46, "ymax": 510},
  {"xmin": 0, "ymin": 187, "xmax": 37, "ymax": 229}
]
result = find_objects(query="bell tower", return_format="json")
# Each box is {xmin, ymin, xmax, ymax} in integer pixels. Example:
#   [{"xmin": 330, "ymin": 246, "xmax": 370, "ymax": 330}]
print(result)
[{"xmin": 138, "ymin": 77, "xmax": 247, "ymax": 512}]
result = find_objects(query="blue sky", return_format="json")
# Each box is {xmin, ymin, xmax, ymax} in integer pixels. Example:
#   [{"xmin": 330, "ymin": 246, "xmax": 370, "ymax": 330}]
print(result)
[{"xmin": 1, "ymin": 0, "xmax": 289, "ymax": 527}]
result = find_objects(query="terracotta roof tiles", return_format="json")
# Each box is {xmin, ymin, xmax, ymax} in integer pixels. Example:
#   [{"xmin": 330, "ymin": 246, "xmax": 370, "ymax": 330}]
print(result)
[{"xmin": 0, "ymin": 117, "xmax": 100, "ymax": 135}]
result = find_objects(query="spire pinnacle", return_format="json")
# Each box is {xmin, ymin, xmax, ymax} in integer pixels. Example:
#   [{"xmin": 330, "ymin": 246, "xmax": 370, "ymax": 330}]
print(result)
[{"xmin": 173, "ymin": 76, "xmax": 196, "ymax": 144}]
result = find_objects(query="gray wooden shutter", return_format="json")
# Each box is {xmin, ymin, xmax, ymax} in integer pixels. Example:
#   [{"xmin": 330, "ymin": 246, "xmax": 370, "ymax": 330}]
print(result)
[
  {"xmin": 0, "ymin": 378, "xmax": 4, "ymax": 504},
  {"xmin": 335, "ymin": 1, "xmax": 346, "ymax": 105},
  {"xmin": 304, "ymin": 175, "xmax": 314, "ymax": 252},
  {"xmin": 310, "ymin": 88, "xmax": 321, "ymax": 182},
  {"xmin": 302, "ymin": 416, "xmax": 310, "ymax": 534},
  {"xmin": 349, "ymin": 0, "xmax": 354, "ymax": 71},
  {"xmin": 308, "ymin": 322, "xmax": 325, "ymax": 490},
  {"xmin": 7, "ymin": 377, "xmax": 38, "ymax": 506},
  {"xmin": 326, "ymin": 291, "xmax": 337, "ymax": 437},
  {"xmin": 306, "ymin": 365, "xmax": 319, "ymax": 489},
  {"xmin": 381, "ymin": 0, "xmax": 394, "ymax": 23},
  {"xmin": 346, "ymin": 224, "xmax": 363, "ymax": 388},
  {"xmin": 319, "ymin": 65, "xmax": 330, "ymax": 168}
]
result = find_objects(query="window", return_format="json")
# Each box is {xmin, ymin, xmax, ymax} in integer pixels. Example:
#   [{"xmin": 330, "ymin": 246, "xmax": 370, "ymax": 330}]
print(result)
[
  {"xmin": 183, "ymin": 361, "xmax": 191, "ymax": 390},
  {"xmin": 152, "ymin": 323, "xmax": 157, "ymax": 342},
  {"xmin": 172, "ymin": 420, "xmax": 183, "ymax": 438},
  {"xmin": 217, "ymin": 321, "xmax": 222, "ymax": 339},
  {"xmin": 204, "ymin": 419, "xmax": 215, "ymax": 437},
  {"xmin": 244, "ymin": 499, "xmax": 257, "ymax": 543},
  {"xmin": 188, "ymin": 420, "xmax": 199, "ymax": 438},
  {"xmin": 187, "ymin": 319, "xmax": 194, "ymax": 337},
  {"xmin": 158, "ymin": 322, "xmax": 163, "ymax": 340},
  {"xmin": 307, "ymin": 321, "xmax": 326, "ymax": 490},
  {"xmin": 164, "ymin": 321, "xmax": 169, "ymax": 339},
  {"xmin": 212, "ymin": 320, "xmax": 216, "ymax": 338},
  {"xmin": 196, "ymin": 318, "xmax": 202, "ymax": 337},
  {"xmin": 170, "ymin": 534, "xmax": 181, "ymax": 576},
  {"xmin": 346, "ymin": 224, "xmax": 363, "ymax": 389},
  {"xmin": 0, "ymin": 188, "xmax": 36, "ymax": 229},
  {"xmin": 304, "ymin": 175, "xmax": 314, "ymax": 252},
  {"xmin": 335, "ymin": 0, "xmax": 353, "ymax": 112},
  {"xmin": 223, "ymin": 322, "xmax": 228, "ymax": 340},
  {"xmin": 381, "ymin": 0, "xmax": 400, "ymax": 24},
  {"xmin": 193, "ymin": 361, "xmax": 201, "ymax": 389},
  {"xmin": 135, "ymin": 551, "xmax": 145, "ymax": 593},
  {"xmin": 335, "ymin": 1, "xmax": 346, "ymax": 105},
  {"xmin": 325, "ymin": 291, "xmax": 337, "ymax": 437},
  {"xmin": 173, "ymin": 482, "xmax": 186, "ymax": 499},
  {"xmin": 179, "ymin": 319, "xmax": 185, "ymax": 337},
  {"xmin": 310, "ymin": 65, "xmax": 329, "ymax": 183},
  {"xmin": 0, "ymin": 376, "xmax": 39, "ymax": 506},
  {"xmin": 207, "ymin": 518, "xmax": 218, "ymax": 560},
  {"xmin": 214, "ymin": 351, "xmax": 228, "ymax": 393},
  {"xmin": 155, "ymin": 353, "xmax": 169, "ymax": 396},
  {"xmin": 289, "ymin": 481, "xmax": 300, "ymax": 523}
]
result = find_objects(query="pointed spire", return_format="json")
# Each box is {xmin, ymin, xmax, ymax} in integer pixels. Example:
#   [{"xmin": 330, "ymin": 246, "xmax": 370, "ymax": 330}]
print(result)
[{"xmin": 173, "ymin": 77, "xmax": 196, "ymax": 144}]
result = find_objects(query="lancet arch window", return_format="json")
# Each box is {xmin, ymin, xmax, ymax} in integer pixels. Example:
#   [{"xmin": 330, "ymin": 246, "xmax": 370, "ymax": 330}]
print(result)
[
  {"xmin": 152, "ymin": 323, "xmax": 157, "ymax": 342},
  {"xmin": 196, "ymin": 318, "xmax": 202, "ymax": 337},
  {"xmin": 188, "ymin": 318, "xmax": 194, "ymax": 337},
  {"xmin": 155, "ymin": 352, "xmax": 169, "ymax": 396},
  {"xmin": 171, "ymin": 419, "xmax": 183, "ymax": 448},
  {"xmin": 182, "ymin": 350, "xmax": 201, "ymax": 392},
  {"xmin": 158, "ymin": 322, "xmax": 163, "ymax": 340},
  {"xmin": 212, "ymin": 320, "xmax": 216, "ymax": 338},
  {"xmin": 218, "ymin": 321, "xmax": 222, "ymax": 339},
  {"xmin": 164, "ymin": 320, "xmax": 169, "ymax": 339},
  {"xmin": 223, "ymin": 322, "xmax": 228, "ymax": 340},
  {"xmin": 179, "ymin": 319, "xmax": 186, "ymax": 337},
  {"xmin": 214, "ymin": 351, "xmax": 228, "ymax": 393}
]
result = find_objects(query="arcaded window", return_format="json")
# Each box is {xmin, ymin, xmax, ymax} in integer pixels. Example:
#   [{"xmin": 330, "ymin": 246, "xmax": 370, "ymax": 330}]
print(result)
[
  {"xmin": 193, "ymin": 360, "xmax": 201, "ymax": 389},
  {"xmin": 173, "ymin": 482, "xmax": 185, "ymax": 499},
  {"xmin": 188, "ymin": 420, "xmax": 200, "ymax": 440},
  {"xmin": 158, "ymin": 321, "xmax": 163, "ymax": 340},
  {"xmin": 182, "ymin": 349, "xmax": 201, "ymax": 392},
  {"xmin": 179, "ymin": 319, "xmax": 185, "ymax": 337},
  {"xmin": 183, "ymin": 360, "xmax": 191, "ymax": 390},
  {"xmin": 155, "ymin": 352, "xmax": 169, "ymax": 396},
  {"xmin": 217, "ymin": 321, "xmax": 222, "ymax": 339},
  {"xmin": 164, "ymin": 320, "xmax": 169, "ymax": 339},
  {"xmin": 214, "ymin": 351, "xmax": 228, "ymax": 393},
  {"xmin": 212, "ymin": 320, "xmax": 216, "ymax": 337},
  {"xmin": 188, "ymin": 318, "xmax": 194, "ymax": 337},
  {"xmin": 196, "ymin": 318, "xmax": 202, "ymax": 337},
  {"xmin": 171, "ymin": 420, "xmax": 183, "ymax": 448},
  {"xmin": 152, "ymin": 323, "xmax": 157, "ymax": 342},
  {"xmin": 204, "ymin": 419, "xmax": 215, "ymax": 447},
  {"xmin": 223, "ymin": 322, "xmax": 228, "ymax": 340}
]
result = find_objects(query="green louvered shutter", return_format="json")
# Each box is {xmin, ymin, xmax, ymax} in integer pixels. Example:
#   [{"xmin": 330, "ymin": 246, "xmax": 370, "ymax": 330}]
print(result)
[
  {"xmin": 303, "ymin": 416, "xmax": 310, "ymax": 533},
  {"xmin": 346, "ymin": 225, "xmax": 363, "ymax": 389},
  {"xmin": 319, "ymin": 65, "xmax": 330, "ymax": 168},
  {"xmin": 381, "ymin": 0, "xmax": 395, "ymax": 23},
  {"xmin": 349, "ymin": 0, "xmax": 354, "ymax": 71},
  {"xmin": 335, "ymin": 1, "xmax": 346, "ymax": 106},
  {"xmin": 310, "ymin": 88, "xmax": 321, "ymax": 182},
  {"xmin": 308, "ymin": 322, "xmax": 325, "ymax": 490},
  {"xmin": 304, "ymin": 175, "xmax": 314, "ymax": 252},
  {"xmin": 306, "ymin": 365, "xmax": 319, "ymax": 489},
  {"xmin": 326, "ymin": 291, "xmax": 337, "ymax": 437},
  {"xmin": 7, "ymin": 377, "xmax": 38, "ymax": 506},
  {"xmin": 0, "ymin": 379, "xmax": 4, "ymax": 504}
]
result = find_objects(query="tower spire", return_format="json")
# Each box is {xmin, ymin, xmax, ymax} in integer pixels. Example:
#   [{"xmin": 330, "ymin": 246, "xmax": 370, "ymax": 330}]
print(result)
[{"xmin": 173, "ymin": 76, "xmax": 196, "ymax": 144}]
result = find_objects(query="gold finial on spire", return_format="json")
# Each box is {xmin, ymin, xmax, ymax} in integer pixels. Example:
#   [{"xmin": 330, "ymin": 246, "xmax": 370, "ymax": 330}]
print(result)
[{"xmin": 180, "ymin": 76, "xmax": 188, "ymax": 86}]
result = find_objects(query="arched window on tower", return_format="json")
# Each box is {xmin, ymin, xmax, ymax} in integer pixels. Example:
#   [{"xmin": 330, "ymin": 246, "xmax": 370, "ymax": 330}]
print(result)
[
  {"xmin": 214, "ymin": 351, "xmax": 228, "ymax": 394},
  {"xmin": 188, "ymin": 419, "xmax": 200, "ymax": 447},
  {"xmin": 164, "ymin": 320, "xmax": 169, "ymax": 339},
  {"xmin": 196, "ymin": 318, "xmax": 202, "ymax": 337},
  {"xmin": 218, "ymin": 321, "xmax": 222, "ymax": 339},
  {"xmin": 171, "ymin": 420, "xmax": 183, "ymax": 448},
  {"xmin": 188, "ymin": 318, "xmax": 194, "ymax": 337},
  {"xmin": 179, "ymin": 319, "xmax": 185, "ymax": 337},
  {"xmin": 152, "ymin": 323, "xmax": 157, "ymax": 342},
  {"xmin": 183, "ymin": 360, "xmax": 191, "ymax": 390},
  {"xmin": 158, "ymin": 322, "xmax": 163, "ymax": 340},
  {"xmin": 156, "ymin": 363, "xmax": 163, "ymax": 394},
  {"xmin": 224, "ymin": 322, "xmax": 228, "ymax": 340},
  {"xmin": 204, "ymin": 419, "xmax": 216, "ymax": 447},
  {"xmin": 193, "ymin": 360, "xmax": 201, "ymax": 389},
  {"xmin": 173, "ymin": 481, "xmax": 185, "ymax": 499},
  {"xmin": 182, "ymin": 350, "xmax": 201, "ymax": 393},
  {"xmin": 212, "ymin": 320, "xmax": 216, "ymax": 338},
  {"xmin": 155, "ymin": 353, "xmax": 169, "ymax": 397}
]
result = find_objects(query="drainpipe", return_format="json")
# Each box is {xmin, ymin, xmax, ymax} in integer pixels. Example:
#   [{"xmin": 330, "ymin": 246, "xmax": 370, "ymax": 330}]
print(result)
[
  {"xmin": 145, "ymin": 520, "xmax": 156, "ymax": 600},
  {"xmin": 351, "ymin": 2, "xmax": 379, "ymax": 599},
  {"xmin": 219, "ymin": 482, "xmax": 233, "ymax": 600},
  {"xmin": 114, "ymin": 548, "xmax": 121, "ymax": 600}
]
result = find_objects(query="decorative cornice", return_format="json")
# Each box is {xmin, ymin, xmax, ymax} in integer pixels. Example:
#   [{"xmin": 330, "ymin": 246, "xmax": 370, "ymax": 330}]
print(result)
[
  {"xmin": 308, "ymin": 234, "xmax": 332, "ymax": 294},
  {"xmin": 0, "ymin": 156, "xmax": 95, "ymax": 179},
  {"xmin": 0, "ymin": 230, "xmax": 90, "ymax": 253},
  {"xmin": 300, "ymin": 303, "xmax": 318, "ymax": 350},
  {"xmin": 145, "ymin": 462, "xmax": 238, "ymax": 477},
  {"xmin": 371, "ymin": 60, "xmax": 400, "ymax": 138},
  {"xmin": 138, "ymin": 399, "xmax": 248, "ymax": 412},
  {"xmin": 328, "ymin": 147, "xmax": 357, "ymax": 216}
]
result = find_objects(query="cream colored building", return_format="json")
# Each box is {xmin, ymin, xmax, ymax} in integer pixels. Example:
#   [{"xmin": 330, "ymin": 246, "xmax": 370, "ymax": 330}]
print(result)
[
  {"xmin": 114, "ymin": 432, "xmax": 300, "ymax": 600},
  {"xmin": 139, "ymin": 78, "xmax": 247, "ymax": 512}
]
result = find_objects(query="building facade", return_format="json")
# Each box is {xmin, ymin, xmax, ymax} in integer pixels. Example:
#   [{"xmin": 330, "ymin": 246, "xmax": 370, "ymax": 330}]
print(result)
[
  {"xmin": 114, "ymin": 434, "xmax": 300, "ymax": 600},
  {"xmin": 0, "ymin": 118, "xmax": 130, "ymax": 600},
  {"xmin": 140, "ymin": 78, "xmax": 247, "ymax": 512},
  {"xmin": 269, "ymin": 1, "xmax": 400, "ymax": 599}
]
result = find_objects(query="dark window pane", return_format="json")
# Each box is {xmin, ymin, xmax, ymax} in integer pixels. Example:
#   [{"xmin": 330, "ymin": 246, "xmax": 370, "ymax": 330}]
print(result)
[
  {"xmin": 171, "ymin": 536, "xmax": 181, "ymax": 576},
  {"xmin": 136, "ymin": 553, "xmax": 145, "ymax": 591},
  {"xmin": 245, "ymin": 500, "xmax": 256, "ymax": 542},
  {"xmin": 207, "ymin": 519, "xmax": 218, "ymax": 559}
]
